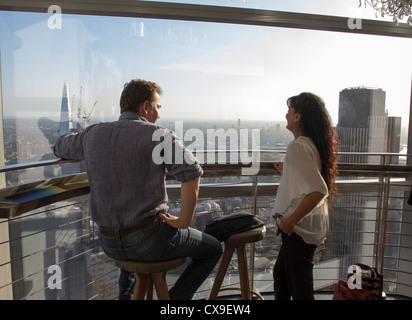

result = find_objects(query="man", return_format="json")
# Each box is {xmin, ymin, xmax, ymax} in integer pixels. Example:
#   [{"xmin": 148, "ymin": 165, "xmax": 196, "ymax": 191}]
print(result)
[{"xmin": 54, "ymin": 79, "xmax": 222, "ymax": 300}]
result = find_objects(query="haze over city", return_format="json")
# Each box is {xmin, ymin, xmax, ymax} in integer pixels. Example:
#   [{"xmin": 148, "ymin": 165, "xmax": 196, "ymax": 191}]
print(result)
[{"xmin": 1, "ymin": 0, "xmax": 411, "ymax": 125}]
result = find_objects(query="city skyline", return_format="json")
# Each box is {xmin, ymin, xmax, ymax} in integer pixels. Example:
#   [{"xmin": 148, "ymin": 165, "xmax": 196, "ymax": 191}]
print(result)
[
  {"xmin": 1, "ymin": 2, "xmax": 412, "ymax": 125},
  {"xmin": 2, "ymin": 84, "xmax": 410, "ymax": 165}
]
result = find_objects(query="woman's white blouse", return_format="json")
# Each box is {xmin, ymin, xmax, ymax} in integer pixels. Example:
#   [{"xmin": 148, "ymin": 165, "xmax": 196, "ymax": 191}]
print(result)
[{"xmin": 273, "ymin": 136, "xmax": 329, "ymax": 246}]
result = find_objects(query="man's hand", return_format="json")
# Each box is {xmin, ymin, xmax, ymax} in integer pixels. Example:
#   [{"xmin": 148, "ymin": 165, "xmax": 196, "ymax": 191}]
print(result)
[
  {"xmin": 159, "ymin": 212, "xmax": 180, "ymax": 228},
  {"xmin": 159, "ymin": 177, "xmax": 200, "ymax": 229}
]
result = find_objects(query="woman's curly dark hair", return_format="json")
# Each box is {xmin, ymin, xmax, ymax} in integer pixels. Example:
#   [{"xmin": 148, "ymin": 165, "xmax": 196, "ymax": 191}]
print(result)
[{"xmin": 287, "ymin": 92, "xmax": 338, "ymax": 205}]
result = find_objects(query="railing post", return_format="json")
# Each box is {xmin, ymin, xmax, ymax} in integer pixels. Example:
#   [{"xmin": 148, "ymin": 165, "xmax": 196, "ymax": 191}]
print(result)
[
  {"xmin": 249, "ymin": 174, "xmax": 259, "ymax": 294},
  {"xmin": 375, "ymin": 154, "xmax": 391, "ymax": 275}
]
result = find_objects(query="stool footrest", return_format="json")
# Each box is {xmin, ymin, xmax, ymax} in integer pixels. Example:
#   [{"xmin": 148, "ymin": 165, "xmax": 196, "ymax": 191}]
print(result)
[{"xmin": 211, "ymin": 287, "xmax": 264, "ymax": 300}]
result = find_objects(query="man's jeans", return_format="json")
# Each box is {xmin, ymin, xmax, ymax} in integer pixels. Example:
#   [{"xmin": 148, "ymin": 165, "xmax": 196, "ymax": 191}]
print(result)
[{"xmin": 98, "ymin": 219, "xmax": 222, "ymax": 300}]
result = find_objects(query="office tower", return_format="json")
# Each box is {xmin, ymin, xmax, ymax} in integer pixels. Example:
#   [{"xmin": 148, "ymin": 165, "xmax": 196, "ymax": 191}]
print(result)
[
  {"xmin": 337, "ymin": 87, "xmax": 385, "ymax": 164},
  {"xmin": 58, "ymin": 82, "xmax": 74, "ymax": 136},
  {"xmin": 337, "ymin": 87, "xmax": 400, "ymax": 164},
  {"xmin": 330, "ymin": 87, "xmax": 402, "ymax": 280},
  {"xmin": 338, "ymin": 87, "xmax": 386, "ymax": 128}
]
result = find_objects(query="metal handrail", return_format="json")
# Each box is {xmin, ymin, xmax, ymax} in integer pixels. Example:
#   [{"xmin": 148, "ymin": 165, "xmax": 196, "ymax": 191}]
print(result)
[
  {"xmin": 0, "ymin": 159, "xmax": 78, "ymax": 174},
  {"xmin": 1, "ymin": 151, "xmax": 411, "ymax": 175}
]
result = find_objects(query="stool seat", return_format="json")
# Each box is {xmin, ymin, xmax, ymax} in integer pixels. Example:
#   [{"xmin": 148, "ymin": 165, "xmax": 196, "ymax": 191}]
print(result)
[
  {"xmin": 226, "ymin": 225, "xmax": 266, "ymax": 245},
  {"xmin": 208, "ymin": 225, "xmax": 266, "ymax": 300},
  {"xmin": 115, "ymin": 257, "xmax": 186, "ymax": 274},
  {"xmin": 114, "ymin": 257, "xmax": 186, "ymax": 300}
]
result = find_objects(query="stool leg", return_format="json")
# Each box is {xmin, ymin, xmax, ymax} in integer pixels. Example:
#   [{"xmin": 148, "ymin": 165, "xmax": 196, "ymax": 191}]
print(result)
[
  {"xmin": 208, "ymin": 243, "xmax": 236, "ymax": 300},
  {"xmin": 152, "ymin": 272, "xmax": 170, "ymax": 300},
  {"xmin": 133, "ymin": 273, "xmax": 151, "ymax": 300},
  {"xmin": 146, "ymin": 278, "xmax": 154, "ymax": 300},
  {"xmin": 237, "ymin": 243, "xmax": 251, "ymax": 300}
]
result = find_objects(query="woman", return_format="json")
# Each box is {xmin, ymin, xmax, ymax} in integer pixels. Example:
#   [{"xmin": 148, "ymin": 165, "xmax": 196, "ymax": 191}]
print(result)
[{"xmin": 272, "ymin": 92, "xmax": 338, "ymax": 300}]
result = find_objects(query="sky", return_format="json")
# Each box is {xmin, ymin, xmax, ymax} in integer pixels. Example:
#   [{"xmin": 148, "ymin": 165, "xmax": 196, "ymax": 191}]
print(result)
[{"xmin": 1, "ymin": 0, "xmax": 412, "ymax": 125}]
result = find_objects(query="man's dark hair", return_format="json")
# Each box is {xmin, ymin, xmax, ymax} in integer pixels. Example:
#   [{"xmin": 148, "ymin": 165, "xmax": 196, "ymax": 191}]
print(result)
[{"xmin": 120, "ymin": 79, "xmax": 162, "ymax": 113}]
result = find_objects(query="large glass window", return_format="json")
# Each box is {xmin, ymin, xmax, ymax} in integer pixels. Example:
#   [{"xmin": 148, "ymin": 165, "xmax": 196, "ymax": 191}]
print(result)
[
  {"xmin": 1, "ymin": 8, "xmax": 411, "ymax": 185},
  {"xmin": 1, "ymin": 1, "xmax": 412, "ymax": 300}
]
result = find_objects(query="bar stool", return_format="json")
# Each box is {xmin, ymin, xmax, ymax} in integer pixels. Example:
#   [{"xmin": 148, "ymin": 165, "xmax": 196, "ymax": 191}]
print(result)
[
  {"xmin": 115, "ymin": 257, "xmax": 186, "ymax": 300},
  {"xmin": 208, "ymin": 225, "xmax": 266, "ymax": 300}
]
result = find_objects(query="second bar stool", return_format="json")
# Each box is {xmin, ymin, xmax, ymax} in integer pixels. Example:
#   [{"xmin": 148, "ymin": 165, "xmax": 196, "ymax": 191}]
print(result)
[{"xmin": 208, "ymin": 225, "xmax": 266, "ymax": 300}]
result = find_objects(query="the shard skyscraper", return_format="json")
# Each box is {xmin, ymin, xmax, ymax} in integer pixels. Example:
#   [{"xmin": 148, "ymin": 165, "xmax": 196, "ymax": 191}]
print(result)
[{"xmin": 58, "ymin": 81, "xmax": 73, "ymax": 136}]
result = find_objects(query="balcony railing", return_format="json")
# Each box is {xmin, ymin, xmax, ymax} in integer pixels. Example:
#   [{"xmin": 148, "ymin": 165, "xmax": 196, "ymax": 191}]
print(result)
[{"xmin": 1, "ymin": 152, "xmax": 412, "ymax": 300}]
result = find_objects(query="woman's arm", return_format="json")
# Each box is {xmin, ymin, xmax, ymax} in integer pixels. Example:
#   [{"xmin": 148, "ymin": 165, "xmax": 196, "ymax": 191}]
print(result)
[{"xmin": 279, "ymin": 191, "xmax": 325, "ymax": 235}]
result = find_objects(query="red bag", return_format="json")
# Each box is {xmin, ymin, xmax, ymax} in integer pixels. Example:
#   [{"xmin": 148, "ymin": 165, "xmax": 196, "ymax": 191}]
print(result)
[{"xmin": 332, "ymin": 280, "xmax": 373, "ymax": 300}]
